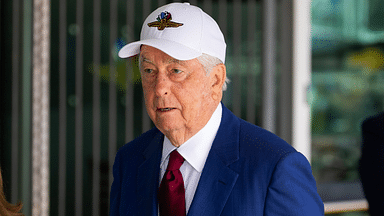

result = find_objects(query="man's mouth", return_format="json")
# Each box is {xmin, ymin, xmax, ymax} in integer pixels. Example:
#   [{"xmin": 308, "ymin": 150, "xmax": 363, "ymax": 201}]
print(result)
[{"xmin": 157, "ymin": 108, "xmax": 176, "ymax": 112}]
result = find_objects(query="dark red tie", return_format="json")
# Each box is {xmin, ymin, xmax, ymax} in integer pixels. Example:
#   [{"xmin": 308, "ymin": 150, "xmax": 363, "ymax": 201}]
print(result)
[{"xmin": 158, "ymin": 150, "xmax": 186, "ymax": 216}]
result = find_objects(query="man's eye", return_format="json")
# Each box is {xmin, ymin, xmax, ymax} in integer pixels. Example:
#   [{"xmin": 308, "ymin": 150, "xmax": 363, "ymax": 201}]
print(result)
[
  {"xmin": 143, "ymin": 68, "xmax": 153, "ymax": 73},
  {"xmin": 172, "ymin": 69, "xmax": 182, "ymax": 74}
]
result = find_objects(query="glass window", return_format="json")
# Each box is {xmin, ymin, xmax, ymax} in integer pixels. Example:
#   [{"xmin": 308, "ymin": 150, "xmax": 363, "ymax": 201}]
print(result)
[{"xmin": 311, "ymin": 0, "xmax": 384, "ymax": 214}]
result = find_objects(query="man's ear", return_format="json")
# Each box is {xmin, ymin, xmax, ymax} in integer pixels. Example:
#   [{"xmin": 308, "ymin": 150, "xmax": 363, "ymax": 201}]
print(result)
[{"xmin": 210, "ymin": 63, "xmax": 226, "ymax": 102}]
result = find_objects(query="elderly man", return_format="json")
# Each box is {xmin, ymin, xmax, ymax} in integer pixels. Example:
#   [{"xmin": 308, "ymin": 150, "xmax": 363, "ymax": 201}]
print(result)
[{"xmin": 110, "ymin": 2, "xmax": 324, "ymax": 216}]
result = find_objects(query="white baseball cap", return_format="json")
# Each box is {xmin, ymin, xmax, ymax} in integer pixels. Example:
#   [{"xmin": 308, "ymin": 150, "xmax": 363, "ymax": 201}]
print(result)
[{"xmin": 118, "ymin": 2, "xmax": 226, "ymax": 63}]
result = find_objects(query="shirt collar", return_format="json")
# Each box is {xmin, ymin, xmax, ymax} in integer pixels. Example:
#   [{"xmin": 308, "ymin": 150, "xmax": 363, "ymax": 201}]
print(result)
[{"xmin": 160, "ymin": 103, "xmax": 222, "ymax": 172}]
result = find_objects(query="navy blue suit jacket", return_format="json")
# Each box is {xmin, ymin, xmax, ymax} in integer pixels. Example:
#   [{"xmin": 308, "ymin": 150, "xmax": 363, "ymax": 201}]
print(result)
[
  {"xmin": 110, "ymin": 104, "xmax": 324, "ymax": 215},
  {"xmin": 359, "ymin": 112, "xmax": 384, "ymax": 215}
]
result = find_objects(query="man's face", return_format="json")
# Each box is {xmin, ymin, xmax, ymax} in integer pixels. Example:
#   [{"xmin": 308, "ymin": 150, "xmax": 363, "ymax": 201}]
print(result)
[{"xmin": 139, "ymin": 45, "xmax": 215, "ymax": 138}]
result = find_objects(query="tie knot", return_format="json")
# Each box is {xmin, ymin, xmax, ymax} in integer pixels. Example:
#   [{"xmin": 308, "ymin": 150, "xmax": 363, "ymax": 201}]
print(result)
[{"xmin": 167, "ymin": 150, "xmax": 184, "ymax": 171}]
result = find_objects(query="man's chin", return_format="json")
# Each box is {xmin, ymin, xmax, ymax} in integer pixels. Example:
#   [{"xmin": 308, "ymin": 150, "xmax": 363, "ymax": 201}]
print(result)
[{"xmin": 155, "ymin": 122, "xmax": 183, "ymax": 135}]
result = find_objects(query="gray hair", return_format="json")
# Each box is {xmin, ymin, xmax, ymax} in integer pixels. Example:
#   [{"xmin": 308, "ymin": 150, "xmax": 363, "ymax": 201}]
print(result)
[{"xmin": 197, "ymin": 53, "xmax": 230, "ymax": 91}]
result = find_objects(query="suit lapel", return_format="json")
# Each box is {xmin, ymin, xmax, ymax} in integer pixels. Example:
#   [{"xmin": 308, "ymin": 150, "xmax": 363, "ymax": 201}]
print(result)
[
  {"xmin": 187, "ymin": 104, "xmax": 240, "ymax": 216},
  {"xmin": 137, "ymin": 131, "xmax": 164, "ymax": 216}
]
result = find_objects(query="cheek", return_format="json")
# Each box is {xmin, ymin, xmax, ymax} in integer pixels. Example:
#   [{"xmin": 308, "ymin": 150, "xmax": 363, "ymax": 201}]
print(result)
[
  {"xmin": 188, "ymin": 81, "xmax": 210, "ymax": 101},
  {"xmin": 179, "ymin": 84, "xmax": 208, "ymax": 111},
  {"xmin": 142, "ymin": 83, "xmax": 154, "ymax": 104}
]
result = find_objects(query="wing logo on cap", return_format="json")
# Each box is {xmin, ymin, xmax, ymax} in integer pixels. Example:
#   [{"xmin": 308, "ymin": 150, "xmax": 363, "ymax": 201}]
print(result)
[{"xmin": 147, "ymin": 11, "xmax": 183, "ymax": 30}]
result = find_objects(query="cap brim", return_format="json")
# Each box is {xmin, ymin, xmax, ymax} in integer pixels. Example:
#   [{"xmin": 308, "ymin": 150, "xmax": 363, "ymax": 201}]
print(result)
[{"xmin": 118, "ymin": 39, "xmax": 202, "ymax": 61}]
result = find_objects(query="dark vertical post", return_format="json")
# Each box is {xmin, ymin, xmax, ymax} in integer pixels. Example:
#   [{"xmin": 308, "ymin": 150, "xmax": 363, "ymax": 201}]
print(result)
[
  {"xmin": 93, "ymin": 0, "xmax": 101, "ymax": 214},
  {"xmin": 125, "ymin": 0, "xmax": 135, "ymax": 143},
  {"xmin": 75, "ymin": 0, "xmax": 84, "ymax": 215},
  {"xmin": 232, "ymin": 0, "xmax": 242, "ymax": 117},
  {"xmin": 21, "ymin": 0, "xmax": 33, "ymax": 214},
  {"xmin": 261, "ymin": 0, "xmax": 277, "ymax": 132},
  {"xmin": 11, "ymin": 0, "xmax": 20, "ymax": 204},
  {"xmin": 218, "ymin": 0, "xmax": 228, "ymax": 104},
  {"xmin": 158, "ymin": 0, "xmax": 166, "ymax": 7},
  {"xmin": 246, "ymin": 0, "xmax": 256, "ymax": 125},
  {"xmin": 278, "ymin": 0, "xmax": 293, "ymax": 144},
  {"xmin": 203, "ymin": 0, "xmax": 212, "ymax": 15},
  {"xmin": 218, "ymin": 0, "xmax": 227, "ymax": 36},
  {"xmin": 108, "ymin": 0, "xmax": 118, "ymax": 200},
  {"xmin": 58, "ymin": 0, "xmax": 67, "ymax": 215}
]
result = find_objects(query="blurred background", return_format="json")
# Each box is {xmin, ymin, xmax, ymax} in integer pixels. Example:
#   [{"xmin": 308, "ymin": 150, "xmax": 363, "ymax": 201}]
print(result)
[{"xmin": 1, "ymin": 0, "xmax": 383, "ymax": 215}]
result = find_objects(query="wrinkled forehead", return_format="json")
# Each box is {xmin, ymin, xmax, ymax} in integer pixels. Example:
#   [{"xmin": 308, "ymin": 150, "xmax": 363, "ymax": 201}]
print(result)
[{"xmin": 139, "ymin": 45, "xmax": 188, "ymax": 66}]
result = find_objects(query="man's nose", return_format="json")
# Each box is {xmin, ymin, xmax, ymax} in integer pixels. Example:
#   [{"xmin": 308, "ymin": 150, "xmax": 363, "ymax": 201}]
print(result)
[{"xmin": 154, "ymin": 72, "xmax": 170, "ymax": 96}]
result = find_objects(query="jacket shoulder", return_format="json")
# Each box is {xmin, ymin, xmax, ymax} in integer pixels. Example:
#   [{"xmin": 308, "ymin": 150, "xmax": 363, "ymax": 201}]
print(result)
[
  {"xmin": 237, "ymin": 120, "xmax": 323, "ymax": 215},
  {"xmin": 238, "ymin": 119, "xmax": 297, "ymax": 160},
  {"xmin": 116, "ymin": 127, "xmax": 161, "ymax": 157}
]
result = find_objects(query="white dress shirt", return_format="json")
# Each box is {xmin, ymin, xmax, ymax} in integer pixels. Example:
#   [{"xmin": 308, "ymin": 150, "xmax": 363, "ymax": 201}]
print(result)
[{"xmin": 159, "ymin": 103, "xmax": 222, "ymax": 214}]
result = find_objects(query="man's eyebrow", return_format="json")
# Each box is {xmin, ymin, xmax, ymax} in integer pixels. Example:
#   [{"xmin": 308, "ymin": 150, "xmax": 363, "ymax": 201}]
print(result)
[
  {"xmin": 140, "ymin": 56, "xmax": 153, "ymax": 65},
  {"xmin": 166, "ymin": 58, "xmax": 185, "ymax": 65}
]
